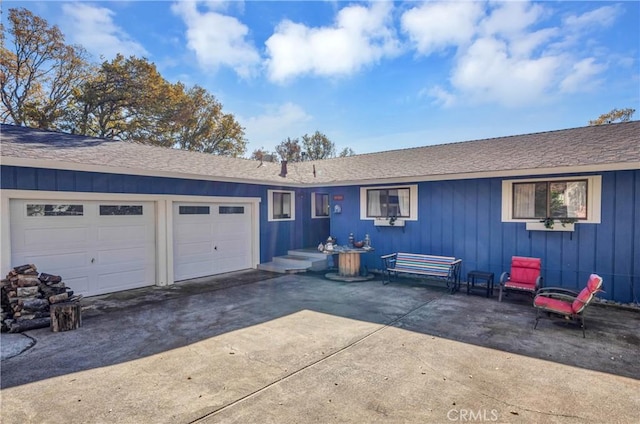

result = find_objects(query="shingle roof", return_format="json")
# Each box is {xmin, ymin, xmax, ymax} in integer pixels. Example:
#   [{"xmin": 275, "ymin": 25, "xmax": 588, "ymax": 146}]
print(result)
[
  {"xmin": 0, "ymin": 124, "xmax": 284, "ymax": 185},
  {"xmin": 290, "ymin": 121, "xmax": 640, "ymax": 185},
  {"xmin": 2, "ymin": 122, "xmax": 639, "ymax": 186}
]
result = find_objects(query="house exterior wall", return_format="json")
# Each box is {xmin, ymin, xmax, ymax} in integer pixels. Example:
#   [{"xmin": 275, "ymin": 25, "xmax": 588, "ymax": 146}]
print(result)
[
  {"xmin": 0, "ymin": 166, "xmax": 326, "ymax": 263},
  {"xmin": 327, "ymin": 170, "xmax": 639, "ymax": 304}
]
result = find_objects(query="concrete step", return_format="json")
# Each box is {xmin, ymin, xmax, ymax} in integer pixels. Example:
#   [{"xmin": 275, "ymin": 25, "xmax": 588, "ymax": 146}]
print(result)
[
  {"xmin": 287, "ymin": 248, "xmax": 329, "ymax": 260},
  {"xmin": 257, "ymin": 248, "xmax": 330, "ymax": 274},
  {"xmin": 275, "ymin": 255, "xmax": 328, "ymax": 272},
  {"xmin": 257, "ymin": 261, "xmax": 308, "ymax": 274}
]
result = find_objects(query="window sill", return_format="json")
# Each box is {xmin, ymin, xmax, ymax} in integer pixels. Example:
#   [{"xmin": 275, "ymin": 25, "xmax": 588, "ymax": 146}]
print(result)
[
  {"xmin": 525, "ymin": 222, "xmax": 575, "ymax": 232},
  {"xmin": 374, "ymin": 218, "xmax": 405, "ymax": 227}
]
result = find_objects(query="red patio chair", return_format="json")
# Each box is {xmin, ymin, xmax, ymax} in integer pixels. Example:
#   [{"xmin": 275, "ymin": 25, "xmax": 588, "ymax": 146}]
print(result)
[
  {"xmin": 498, "ymin": 256, "xmax": 542, "ymax": 302},
  {"xmin": 533, "ymin": 274, "xmax": 603, "ymax": 338}
]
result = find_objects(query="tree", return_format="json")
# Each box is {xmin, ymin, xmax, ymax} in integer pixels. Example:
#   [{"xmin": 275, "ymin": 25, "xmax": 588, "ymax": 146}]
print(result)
[
  {"xmin": 275, "ymin": 137, "xmax": 302, "ymax": 162},
  {"xmin": 1, "ymin": 8, "xmax": 90, "ymax": 129},
  {"xmin": 588, "ymin": 108, "xmax": 635, "ymax": 125},
  {"xmin": 339, "ymin": 147, "xmax": 356, "ymax": 157},
  {"xmin": 170, "ymin": 85, "xmax": 247, "ymax": 157},
  {"xmin": 71, "ymin": 56, "xmax": 247, "ymax": 156},
  {"xmin": 302, "ymin": 131, "xmax": 335, "ymax": 160},
  {"xmin": 71, "ymin": 54, "xmax": 175, "ymax": 142},
  {"xmin": 250, "ymin": 147, "xmax": 279, "ymax": 163}
]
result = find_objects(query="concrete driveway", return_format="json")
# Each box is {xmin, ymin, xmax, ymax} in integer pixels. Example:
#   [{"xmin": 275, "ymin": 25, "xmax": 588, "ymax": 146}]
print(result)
[{"xmin": 1, "ymin": 270, "xmax": 639, "ymax": 423}]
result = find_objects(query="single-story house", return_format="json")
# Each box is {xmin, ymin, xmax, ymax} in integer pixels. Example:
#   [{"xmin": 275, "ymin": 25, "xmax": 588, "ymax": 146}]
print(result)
[{"xmin": 1, "ymin": 122, "xmax": 638, "ymax": 303}]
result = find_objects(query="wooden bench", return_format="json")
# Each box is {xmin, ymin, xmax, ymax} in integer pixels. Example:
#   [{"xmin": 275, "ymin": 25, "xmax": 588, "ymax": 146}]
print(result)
[{"xmin": 380, "ymin": 252, "xmax": 462, "ymax": 293}]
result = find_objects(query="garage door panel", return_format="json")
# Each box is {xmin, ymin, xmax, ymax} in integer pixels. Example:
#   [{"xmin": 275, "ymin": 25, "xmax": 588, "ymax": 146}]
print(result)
[
  {"xmin": 22, "ymin": 227, "xmax": 90, "ymax": 249},
  {"xmin": 218, "ymin": 239, "xmax": 249, "ymax": 253},
  {"xmin": 64, "ymin": 277, "xmax": 90, "ymax": 296},
  {"xmin": 97, "ymin": 269, "xmax": 149, "ymax": 292},
  {"xmin": 15, "ymin": 251, "xmax": 89, "ymax": 273},
  {"xmin": 98, "ymin": 246, "xmax": 150, "ymax": 266},
  {"xmin": 176, "ymin": 242, "xmax": 215, "ymax": 258},
  {"xmin": 97, "ymin": 225, "xmax": 150, "ymax": 244},
  {"xmin": 176, "ymin": 223, "xmax": 214, "ymax": 239},
  {"xmin": 174, "ymin": 261, "xmax": 215, "ymax": 281}
]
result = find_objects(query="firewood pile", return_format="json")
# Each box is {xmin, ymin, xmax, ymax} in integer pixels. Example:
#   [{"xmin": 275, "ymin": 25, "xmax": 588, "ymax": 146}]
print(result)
[{"xmin": 1, "ymin": 264, "xmax": 81, "ymax": 333}]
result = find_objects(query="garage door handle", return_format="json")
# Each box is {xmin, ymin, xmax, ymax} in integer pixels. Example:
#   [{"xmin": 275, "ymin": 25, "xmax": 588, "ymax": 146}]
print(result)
[
  {"xmin": 91, "ymin": 258, "xmax": 95, "ymax": 263},
  {"xmin": 214, "ymin": 246, "xmax": 217, "ymax": 250}
]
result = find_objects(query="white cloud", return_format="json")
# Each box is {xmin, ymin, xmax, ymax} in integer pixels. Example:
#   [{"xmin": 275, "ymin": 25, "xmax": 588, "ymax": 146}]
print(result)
[
  {"xmin": 401, "ymin": 1, "xmax": 483, "ymax": 55},
  {"xmin": 563, "ymin": 5, "xmax": 620, "ymax": 30},
  {"xmin": 265, "ymin": 2, "xmax": 400, "ymax": 83},
  {"xmin": 451, "ymin": 37, "xmax": 560, "ymax": 107},
  {"xmin": 560, "ymin": 58, "xmax": 607, "ymax": 93},
  {"xmin": 479, "ymin": 1, "xmax": 545, "ymax": 37},
  {"xmin": 61, "ymin": 3, "xmax": 148, "ymax": 60},
  {"xmin": 241, "ymin": 103, "xmax": 313, "ymax": 150},
  {"xmin": 402, "ymin": 1, "xmax": 619, "ymax": 108},
  {"xmin": 425, "ymin": 85, "xmax": 457, "ymax": 108},
  {"xmin": 171, "ymin": 1, "xmax": 260, "ymax": 78}
]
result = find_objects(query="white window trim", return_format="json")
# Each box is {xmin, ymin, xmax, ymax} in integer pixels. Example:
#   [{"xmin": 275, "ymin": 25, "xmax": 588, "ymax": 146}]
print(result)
[
  {"xmin": 501, "ymin": 175, "xmax": 601, "ymax": 223},
  {"xmin": 360, "ymin": 184, "xmax": 418, "ymax": 221},
  {"xmin": 311, "ymin": 192, "xmax": 330, "ymax": 219},
  {"xmin": 268, "ymin": 189, "xmax": 295, "ymax": 222}
]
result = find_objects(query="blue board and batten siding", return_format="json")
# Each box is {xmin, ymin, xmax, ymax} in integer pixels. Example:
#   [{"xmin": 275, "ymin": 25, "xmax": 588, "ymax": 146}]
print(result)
[
  {"xmin": 3, "ymin": 164, "xmax": 638, "ymax": 303},
  {"xmin": 328, "ymin": 170, "xmax": 639, "ymax": 304},
  {"xmin": 1, "ymin": 165, "xmax": 327, "ymax": 263}
]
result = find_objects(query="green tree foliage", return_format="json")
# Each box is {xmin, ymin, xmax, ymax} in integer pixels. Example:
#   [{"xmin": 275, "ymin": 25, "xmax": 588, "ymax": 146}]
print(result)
[
  {"xmin": 302, "ymin": 131, "xmax": 335, "ymax": 160},
  {"xmin": 0, "ymin": 8, "xmax": 90, "ymax": 129},
  {"xmin": 588, "ymin": 108, "xmax": 635, "ymax": 125},
  {"xmin": 1, "ymin": 7, "xmax": 246, "ymax": 157},
  {"xmin": 275, "ymin": 137, "xmax": 302, "ymax": 162}
]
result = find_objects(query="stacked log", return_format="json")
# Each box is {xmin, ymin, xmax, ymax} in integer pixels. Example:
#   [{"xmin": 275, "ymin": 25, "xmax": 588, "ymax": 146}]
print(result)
[{"xmin": 1, "ymin": 265, "xmax": 81, "ymax": 333}]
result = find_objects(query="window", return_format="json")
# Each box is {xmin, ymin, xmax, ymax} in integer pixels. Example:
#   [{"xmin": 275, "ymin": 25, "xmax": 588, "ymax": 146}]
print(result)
[
  {"xmin": 100, "ymin": 205, "xmax": 143, "ymax": 216},
  {"xmin": 27, "ymin": 204, "xmax": 84, "ymax": 217},
  {"xmin": 366, "ymin": 188, "xmax": 411, "ymax": 218},
  {"xmin": 219, "ymin": 206, "xmax": 244, "ymax": 214},
  {"xmin": 359, "ymin": 185, "xmax": 418, "ymax": 221},
  {"xmin": 268, "ymin": 190, "xmax": 295, "ymax": 221},
  {"xmin": 179, "ymin": 206, "xmax": 210, "ymax": 215},
  {"xmin": 312, "ymin": 193, "xmax": 329, "ymax": 218},
  {"xmin": 502, "ymin": 176, "xmax": 601, "ymax": 223},
  {"xmin": 513, "ymin": 180, "xmax": 587, "ymax": 219}
]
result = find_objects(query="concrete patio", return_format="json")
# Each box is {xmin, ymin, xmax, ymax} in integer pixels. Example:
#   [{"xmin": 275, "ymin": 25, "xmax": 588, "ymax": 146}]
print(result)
[{"xmin": 1, "ymin": 270, "xmax": 639, "ymax": 423}]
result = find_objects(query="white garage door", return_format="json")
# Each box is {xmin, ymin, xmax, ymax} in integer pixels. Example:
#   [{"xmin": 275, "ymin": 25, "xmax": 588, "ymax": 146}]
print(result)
[
  {"xmin": 10, "ymin": 200, "xmax": 156, "ymax": 297},
  {"xmin": 173, "ymin": 203, "xmax": 253, "ymax": 281}
]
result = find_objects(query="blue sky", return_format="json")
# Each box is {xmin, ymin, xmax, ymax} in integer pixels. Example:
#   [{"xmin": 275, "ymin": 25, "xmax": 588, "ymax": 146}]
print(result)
[{"xmin": 7, "ymin": 1, "xmax": 640, "ymax": 156}]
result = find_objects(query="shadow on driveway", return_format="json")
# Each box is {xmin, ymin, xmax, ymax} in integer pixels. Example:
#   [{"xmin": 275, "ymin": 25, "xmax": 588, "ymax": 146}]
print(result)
[{"xmin": 1, "ymin": 270, "xmax": 638, "ymax": 423}]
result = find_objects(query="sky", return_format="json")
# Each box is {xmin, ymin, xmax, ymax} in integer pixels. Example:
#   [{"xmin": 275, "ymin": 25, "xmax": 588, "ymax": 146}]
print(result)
[{"xmin": 6, "ymin": 1, "xmax": 640, "ymax": 156}]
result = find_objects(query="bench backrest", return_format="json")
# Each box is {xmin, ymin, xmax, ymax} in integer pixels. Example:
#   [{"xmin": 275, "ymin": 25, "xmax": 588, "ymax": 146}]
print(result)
[{"xmin": 394, "ymin": 253, "xmax": 457, "ymax": 277}]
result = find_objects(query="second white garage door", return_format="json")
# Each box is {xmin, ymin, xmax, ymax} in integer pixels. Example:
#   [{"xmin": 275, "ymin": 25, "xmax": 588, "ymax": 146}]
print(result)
[{"xmin": 173, "ymin": 203, "xmax": 254, "ymax": 281}]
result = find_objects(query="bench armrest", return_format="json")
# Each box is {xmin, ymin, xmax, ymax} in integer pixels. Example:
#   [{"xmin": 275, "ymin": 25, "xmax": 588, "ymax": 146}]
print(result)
[{"xmin": 380, "ymin": 253, "xmax": 397, "ymax": 270}]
